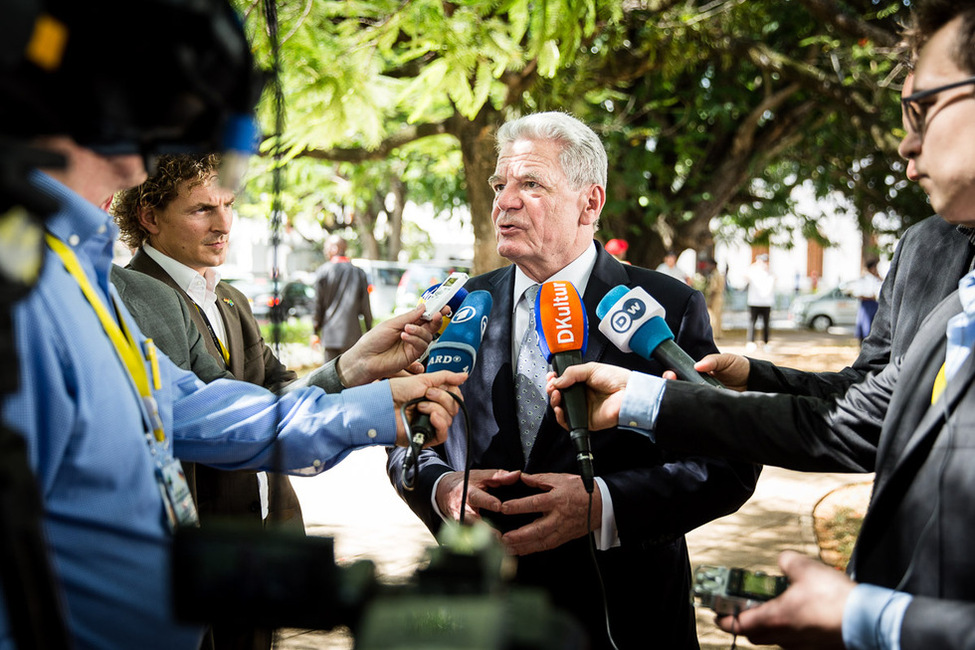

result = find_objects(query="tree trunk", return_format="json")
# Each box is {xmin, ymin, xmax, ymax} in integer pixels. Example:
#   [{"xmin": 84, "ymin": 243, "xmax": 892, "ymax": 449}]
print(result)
[{"xmin": 450, "ymin": 107, "xmax": 507, "ymax": 275}]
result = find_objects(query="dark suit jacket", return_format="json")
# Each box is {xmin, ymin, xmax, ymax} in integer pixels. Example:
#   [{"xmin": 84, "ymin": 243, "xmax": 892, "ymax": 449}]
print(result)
[
  {"xmin": 749, "ymin": 216, "xmax": 974, "ymax": 398},
  {"xmin": 127, "ymin": 248, "xmax": 303, "ymax": 529},
  {"xmin": 388, "ymin": 243, "xmax": 761, "ymax": 649},
  {"xmin": 656, "ymin": 291, "xmax": 975, "ymax": 650},
  {"xmin": 312, "ymin": 260, "xmax": 372, "ymax": 350}
]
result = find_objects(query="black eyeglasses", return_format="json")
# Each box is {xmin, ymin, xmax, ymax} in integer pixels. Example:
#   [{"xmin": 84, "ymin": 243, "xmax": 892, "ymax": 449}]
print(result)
[{"xmin": 901, "ymin": 74, "xmax": 975, "ymax": 137}]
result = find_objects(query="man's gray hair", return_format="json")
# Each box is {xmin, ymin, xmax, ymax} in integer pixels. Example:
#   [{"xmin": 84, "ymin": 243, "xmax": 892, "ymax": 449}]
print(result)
[{"xmin": 496, "ymin": 112, "xmax": 608, "ymax": 189}]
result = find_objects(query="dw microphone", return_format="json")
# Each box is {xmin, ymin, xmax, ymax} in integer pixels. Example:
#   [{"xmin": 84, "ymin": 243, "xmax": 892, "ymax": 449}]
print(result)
[
  {"xmin": 596, "ymin": 285, "xmax": 724, "ymax": 388},
  {"xmin": 535, "ymin": 280, "xmax": 594, "ymax": 494}
]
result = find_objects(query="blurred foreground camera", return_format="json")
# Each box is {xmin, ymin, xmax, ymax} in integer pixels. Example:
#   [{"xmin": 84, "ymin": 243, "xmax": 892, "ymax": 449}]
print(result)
[{"xmin": 173, "ymin": 521, "xmax": 587, "ymax": 649}]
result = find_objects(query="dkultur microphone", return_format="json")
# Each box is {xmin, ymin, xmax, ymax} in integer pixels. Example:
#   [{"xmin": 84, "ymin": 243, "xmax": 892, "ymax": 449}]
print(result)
[
  {"xmin": 401, "ymin": 290, "xmax": 493, "ymax": 481},
  {"xmin": 595, "ymin": 285, "xmax": 724, "ymax": 388},
  {"xmin": 535, "ymin": 280, "xmax": 594, "ymax": 493}
]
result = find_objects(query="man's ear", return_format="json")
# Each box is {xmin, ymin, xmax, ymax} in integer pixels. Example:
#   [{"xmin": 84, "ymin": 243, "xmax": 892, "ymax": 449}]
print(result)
[
  {"xmin": 579, "ymin": 184, "xmax": 606, "ymax": 226},
  {"xmin": 138, "ymin": 206, "xmax": 160, "ymax": 235}
]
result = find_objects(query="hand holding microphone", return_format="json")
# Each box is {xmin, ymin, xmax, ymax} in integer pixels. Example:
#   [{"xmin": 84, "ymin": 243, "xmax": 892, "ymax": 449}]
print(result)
[
  {"xmin": 596, "ymin": 285, "xmax": 724, "ymax": 388},
  {"xmin": 401, "ymin": 290, "xmax": 493, "ymax": 486},
  {"xmin": 534, "ymin": 281, "xmax": 594, "ymax": 493}
]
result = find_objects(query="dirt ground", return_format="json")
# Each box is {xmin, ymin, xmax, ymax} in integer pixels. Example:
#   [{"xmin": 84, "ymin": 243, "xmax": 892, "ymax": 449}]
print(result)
[{"xmin": 273, "ymin": 323, "xmax": 866, "ymax": 650}]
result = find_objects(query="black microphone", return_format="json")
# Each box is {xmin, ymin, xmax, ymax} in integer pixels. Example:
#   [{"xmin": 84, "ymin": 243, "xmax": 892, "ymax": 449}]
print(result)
[
  {"xmin": 534, "ymin": 280, "xmax": 594, "ymax": 494},
  {"xmin": 401, "ymin": 290, "xmax": 493, "ymax": 482},
  {"xmin": 596, "ymin": 285, "xmax": 724, "ymax": 388}
]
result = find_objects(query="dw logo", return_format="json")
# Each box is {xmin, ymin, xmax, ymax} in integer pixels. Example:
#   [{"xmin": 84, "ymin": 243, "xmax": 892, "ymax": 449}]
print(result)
[{"xmin": 611, "ymin": 298, "xmax": 646, "ymax": 333}]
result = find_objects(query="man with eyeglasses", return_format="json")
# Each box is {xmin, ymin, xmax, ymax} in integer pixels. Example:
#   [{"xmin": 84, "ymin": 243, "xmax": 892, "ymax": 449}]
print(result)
[{"xmin": 547, "ymin": 1, "xmax": 975, "ymax": 648}]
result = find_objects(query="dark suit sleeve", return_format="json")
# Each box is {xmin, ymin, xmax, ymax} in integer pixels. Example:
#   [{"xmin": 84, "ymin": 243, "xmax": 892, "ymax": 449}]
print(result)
[
  {"xmin": 359, "ymin": 269, "xmax": 372, "ymax": 330},
  {"xmin": 603, "ymin": 286, "xmax": 763, "ymax": 543},
  {"xmin": 901, "ymin": 596, "xmax": 975, "ymax": 650},
  {"xmin": 652, "ymin": 349, "xmax": 898, "ymax": 473},
  {"xmin": 312, "ymin": 267, "xmax": 326, "ymax": 333}
]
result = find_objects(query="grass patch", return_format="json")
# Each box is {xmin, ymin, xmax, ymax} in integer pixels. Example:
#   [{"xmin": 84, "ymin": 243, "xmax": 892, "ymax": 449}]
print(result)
[
  {"xmin": 812, "ymin": 482, "xmax": 870, "ymax": 570},
  {"xmin": 260, "ymin": 319, "xmax": 313, "ymax": 345}
]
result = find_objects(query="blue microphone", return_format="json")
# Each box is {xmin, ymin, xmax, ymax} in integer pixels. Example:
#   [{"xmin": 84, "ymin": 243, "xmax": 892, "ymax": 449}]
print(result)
[
  {"xmin": 596, "ymin": 285, "xmax": 724, "ymax": 388},
  {"xmin": 402, "ymin": 290, "xmax": 493, "ymax": 479}
]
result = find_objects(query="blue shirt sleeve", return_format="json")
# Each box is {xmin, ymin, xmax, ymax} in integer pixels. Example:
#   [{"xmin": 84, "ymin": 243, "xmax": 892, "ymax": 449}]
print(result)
[
  {"xmin": 161, "ymin": 354, "xmax": 398, "ymax": 475},
  {"xmin": 842, "ymin": 583, "xmax": 913, "ymax": 650},
  {"xmin": 617, "ymin": 371, "xmax": 668, "ymax": 438}
]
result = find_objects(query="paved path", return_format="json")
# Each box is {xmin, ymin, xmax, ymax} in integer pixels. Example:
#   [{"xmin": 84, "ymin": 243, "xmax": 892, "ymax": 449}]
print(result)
[{"xmin": 276, "ymin": 325, "xmax": 868, "ymax": 649}]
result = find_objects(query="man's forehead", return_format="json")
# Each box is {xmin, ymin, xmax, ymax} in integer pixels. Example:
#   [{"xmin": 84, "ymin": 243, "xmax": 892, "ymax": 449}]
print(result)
[
  {"xmin": 494, "ymin": 139, "xmax": 561, "ymax": 175},
  {"xmin": 913, "ymin": 17, "xmax": 964, "ymax": 88}
]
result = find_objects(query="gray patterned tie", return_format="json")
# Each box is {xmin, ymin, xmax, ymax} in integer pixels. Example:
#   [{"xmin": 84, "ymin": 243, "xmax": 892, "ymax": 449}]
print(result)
[{"xmin": 515, "ymin": 284, "xmax": 549, "ymax": 464}]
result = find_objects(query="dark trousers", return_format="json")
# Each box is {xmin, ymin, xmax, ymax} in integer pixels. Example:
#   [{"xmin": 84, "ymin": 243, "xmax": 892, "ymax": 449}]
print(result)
[{"xmin": 747, "ymin": 306, "xmax": 771, "ymax": 343}]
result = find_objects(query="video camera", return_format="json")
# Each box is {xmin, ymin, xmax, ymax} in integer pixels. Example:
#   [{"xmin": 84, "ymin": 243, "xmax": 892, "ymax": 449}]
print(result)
[
  {"xmin": 172, "ymin": 520, "xmax": 587, "ymax": 649},
  {"xmin": 692, "ymin": 565, "xmax": 789, "ymax": 616}
]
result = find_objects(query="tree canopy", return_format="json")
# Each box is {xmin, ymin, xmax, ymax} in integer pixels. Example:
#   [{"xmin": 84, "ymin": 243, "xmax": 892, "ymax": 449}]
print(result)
[{"xmin": 236, "ymin": 0, "xmax": 926, "ymax": 273}]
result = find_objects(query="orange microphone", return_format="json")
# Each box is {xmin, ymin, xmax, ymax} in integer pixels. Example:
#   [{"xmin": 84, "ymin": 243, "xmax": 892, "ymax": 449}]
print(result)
[{"xmin": 535, "ymin": 280, "xmax": 593, "ymax": 493}]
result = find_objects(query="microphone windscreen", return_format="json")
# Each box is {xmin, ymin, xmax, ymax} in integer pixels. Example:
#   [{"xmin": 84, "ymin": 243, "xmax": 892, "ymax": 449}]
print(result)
[
  {"xmin": 595, "ymin": 284, "xmax": 630, "ymax": 319},
  {"xmin": 535, "ymin": 280, "xmax": 588, "ymax": 362},
  {"xmin": 434, "ymin": 289, "xmax": 493, "ymax": 351}
]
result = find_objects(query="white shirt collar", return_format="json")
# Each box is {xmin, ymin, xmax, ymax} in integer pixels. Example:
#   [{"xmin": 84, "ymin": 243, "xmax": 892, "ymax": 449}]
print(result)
[
  {"xmin": 511, "ymin": 241, "xmax": 598, "ymax": 313},
  {"xmin": 143, "ymin": 244, "xmax": 221, "ymax": 309}
]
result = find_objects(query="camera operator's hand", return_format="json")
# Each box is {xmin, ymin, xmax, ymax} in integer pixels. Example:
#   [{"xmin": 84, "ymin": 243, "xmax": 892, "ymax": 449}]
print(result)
[
  {"xmin": 337, "ymin": 305, "xmax": 444, "ymax": 385},
  {"xmin": 662, "ymin": 353, "xmax": 750, "ymax": 392},
  {"xmin": 715, "ymin": 551, "xmax": 852, "ymax": 649},
  {"xmin": 435, "ymin": 469, "xmax": 521, "ymax": 526},
  {"xmin": 547, "ymin": 362, "xmax": 631, "ymax": 431},
  {"xmin": 500, "ymin": 472, "xmax": 601, "ymax": 556},
  {"xmin": 389, "ymin": 370, "xmax": 466, "ymax": 447}
]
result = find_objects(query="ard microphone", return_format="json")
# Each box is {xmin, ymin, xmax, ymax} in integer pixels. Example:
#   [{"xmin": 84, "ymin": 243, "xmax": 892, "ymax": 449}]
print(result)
[
  {"xmin": 596, "ymin": 285, "xmax": 724, "ymax": 388},
  {"xmin": 535, "ymin": 281, "xmax": 594, "ymax": 494},
  {"xmin": 402, "ymin": 290, "xmax": 493, "ymax": 481}
]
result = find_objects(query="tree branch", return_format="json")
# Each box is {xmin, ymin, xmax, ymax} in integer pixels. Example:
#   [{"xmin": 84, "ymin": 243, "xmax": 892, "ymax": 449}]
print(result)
[
  {"xmin": 797, "ymin": 0, "xmax": 901, "ymax": 48},
  {"xmin": 294, "ymin": 121, "xmax": 453, "ymax": 162}
]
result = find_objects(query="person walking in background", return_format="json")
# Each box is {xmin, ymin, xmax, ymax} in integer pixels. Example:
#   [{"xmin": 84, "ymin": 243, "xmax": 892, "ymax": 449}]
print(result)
[
  {"xmin": 745, "ymin": 253, "xmax": 775, "ymax": 350},
  {"xmin": 655, "ymin": 249, "xmax": 690, "ymax": 284},
  {"xmin": 854, "ymin": 257, "xmax": 884, "ymax": 345},
  {"xmin": 313, "ymin": 234, "xmax": 373, "ymax": 362}
]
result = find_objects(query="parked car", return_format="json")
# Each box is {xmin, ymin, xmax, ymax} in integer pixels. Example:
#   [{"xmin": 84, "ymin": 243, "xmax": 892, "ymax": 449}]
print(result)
[
  {"xmin": 789, "ymin": 281, "xmax": 860, "ymax": 331},
  {"xmin": 351, "ymin": 259, "xmax": 408, "ymax": 319},
  {"xmin": 225, "ymin": 277, "xmax": 316, "ymax": 321}
]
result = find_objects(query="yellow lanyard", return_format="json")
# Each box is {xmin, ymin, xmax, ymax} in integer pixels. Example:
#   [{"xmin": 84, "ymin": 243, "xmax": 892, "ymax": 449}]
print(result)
[
  {"xmin": 932, "ymin": 361, "xmax": 947, "ymax": 405},
  {"xmin": 46, "ymin": 233, "xmax": 165, "ymax": 441}
]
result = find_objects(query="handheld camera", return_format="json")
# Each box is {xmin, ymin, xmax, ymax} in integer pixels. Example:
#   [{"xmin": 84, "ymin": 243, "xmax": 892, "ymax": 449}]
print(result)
[{"xmin": 692, "ymin": 565, "xmax": 788, "ymax": 615}]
